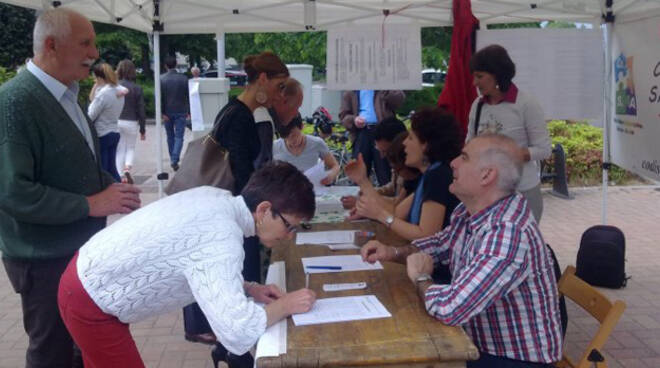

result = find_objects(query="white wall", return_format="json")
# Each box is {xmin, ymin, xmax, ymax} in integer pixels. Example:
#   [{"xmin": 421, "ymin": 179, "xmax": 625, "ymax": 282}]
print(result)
[
  {"xmin": 312, "ymin": 84, "xmax": 342, "ymax": 123},
  {"xmin": 287, "ymin": 64, "xmax": 313, "ymax": 118}
]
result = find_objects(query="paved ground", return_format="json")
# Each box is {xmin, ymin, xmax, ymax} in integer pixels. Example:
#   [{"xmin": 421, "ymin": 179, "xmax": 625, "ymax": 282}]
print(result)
[{"xmin": 1, "ymin": 125, "xmax": 659, "ymax": 367}]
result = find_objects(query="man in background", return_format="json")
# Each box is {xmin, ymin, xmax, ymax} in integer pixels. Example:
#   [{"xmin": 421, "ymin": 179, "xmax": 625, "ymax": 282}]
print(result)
[
  {"xmin": 160, "ymin": 55, "xmax": 190, "ymax": 171},
  {"xmin": 339, "ymin": 89, "xmax": 405, "ymax": 186}
]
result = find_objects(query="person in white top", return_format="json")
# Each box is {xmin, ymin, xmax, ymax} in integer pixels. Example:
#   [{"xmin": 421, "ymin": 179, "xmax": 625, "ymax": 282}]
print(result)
[
  {"xmin": 466, "ymin": 44, "xmax": 551, "ymax": 222},
  {"xmin": 57, "ymin": 162, "xmax": 317, "ymax": 368},
  {"xmin": 273, "ymin": 116, "xmax": 340, "ymax": 184},
  {"xmin": 88, "ymin": 62, "xmax": 125, "ymax": 182}
]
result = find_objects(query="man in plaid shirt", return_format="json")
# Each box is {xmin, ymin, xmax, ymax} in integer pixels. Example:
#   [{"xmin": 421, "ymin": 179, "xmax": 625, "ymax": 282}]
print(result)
[{"xmin": 361, "ymin": 134, "xmax": 562, "ymax": 367}]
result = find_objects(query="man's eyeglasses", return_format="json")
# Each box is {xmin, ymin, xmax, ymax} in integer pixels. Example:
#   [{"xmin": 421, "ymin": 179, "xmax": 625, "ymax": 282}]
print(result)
[{"xmin": 274, "ymin": 211, "xmax": 297, "ymax": 233}]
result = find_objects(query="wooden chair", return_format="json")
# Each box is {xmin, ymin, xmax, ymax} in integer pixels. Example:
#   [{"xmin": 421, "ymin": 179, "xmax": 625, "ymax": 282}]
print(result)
[{"xmin": 555, "ymin": 265, "xmax": 626, "ymax": 368}]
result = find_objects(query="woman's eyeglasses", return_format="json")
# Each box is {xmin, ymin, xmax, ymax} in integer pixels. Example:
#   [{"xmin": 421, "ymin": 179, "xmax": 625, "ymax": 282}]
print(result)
[{"xmin": 274, "ymin": 211, "xmax": 297, "ymax": 233}]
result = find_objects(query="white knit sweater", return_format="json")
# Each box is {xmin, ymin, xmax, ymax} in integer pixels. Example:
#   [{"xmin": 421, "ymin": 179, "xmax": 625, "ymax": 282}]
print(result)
[{"xmin": 76, "ymin": 186, "xmax": 266, "ymax": 354}]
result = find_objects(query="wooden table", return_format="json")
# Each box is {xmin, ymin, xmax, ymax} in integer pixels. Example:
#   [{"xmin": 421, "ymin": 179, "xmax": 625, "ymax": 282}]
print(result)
[{"xmin": 257, "ymin": 221, "xmax": 479, "ymax": 367}]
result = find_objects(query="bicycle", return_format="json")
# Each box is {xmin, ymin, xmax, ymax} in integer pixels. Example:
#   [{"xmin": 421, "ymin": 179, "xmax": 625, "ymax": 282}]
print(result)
[{"xmin": 327, "ymin": 132, "xmax": 353, "ymax": 186}]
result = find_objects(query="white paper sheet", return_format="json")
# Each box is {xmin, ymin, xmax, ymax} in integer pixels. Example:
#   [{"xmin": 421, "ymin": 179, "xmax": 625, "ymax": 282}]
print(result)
[
  {"xmin": 292, "ymin": 295, "xmax": 391, "ymax": 326},
  {"xmin": 254, "ymin": 262, "xmax": 287, "ymax": 360},
  {"xmin": 296, "ymin": 231, "xmax": 355, "ymax": 245},
  {"xmin": 301, "ymin": 255, "xmax": 383, "ymax": 273},
  {"xmin": 326, "ymin": 243, "xmax": 360, "ymax": 251},
  {"xmin": 188, "ymin": 80, "xmax": 204, "ymax": 131},
  {"xmin": 304, "ymin": 161, "xmax": 330, "ymax": 192}
]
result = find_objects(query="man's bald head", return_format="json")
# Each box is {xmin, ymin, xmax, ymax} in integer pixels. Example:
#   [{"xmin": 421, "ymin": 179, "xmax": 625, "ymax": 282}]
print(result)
[
  {"xmin": 471, "ymin": 134, "xmax": 523, "ymax": 193},
  {"xmin": 31, "ymin": 8, "xmax": 98, "ymax": 85},
  {"xmin": 273, "ymin": 77, "xmax": 303, "ymax": 125},
  {"xmin": 33, "ymin": 8, "xmax": 81, "ymax": 56}
]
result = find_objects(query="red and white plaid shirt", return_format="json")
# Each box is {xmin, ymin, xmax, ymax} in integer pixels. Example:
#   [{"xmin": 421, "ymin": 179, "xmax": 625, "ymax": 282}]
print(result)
[{"xmin": 412, "ymin": 193, "xmax": 562, "ymax": 363}]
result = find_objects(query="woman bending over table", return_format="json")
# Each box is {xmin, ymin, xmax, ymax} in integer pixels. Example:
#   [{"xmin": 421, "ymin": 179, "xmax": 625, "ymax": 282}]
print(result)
[{"xmin": 58, "ymin": 162, "xmax": 317, "ymax": 368}]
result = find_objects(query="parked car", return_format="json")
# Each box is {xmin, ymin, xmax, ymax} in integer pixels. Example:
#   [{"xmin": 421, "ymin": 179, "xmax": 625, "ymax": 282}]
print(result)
[
  {"xmin": 422, "ymin": 68, "xmax": 446, "ymax": 87},
  {"xmin": 200, "ymin": 67, "xmax": 247, "ymax": 87}
]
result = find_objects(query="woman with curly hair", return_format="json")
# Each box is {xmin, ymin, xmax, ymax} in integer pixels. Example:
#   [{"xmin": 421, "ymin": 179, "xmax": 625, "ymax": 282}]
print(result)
[{"xmin": 353, "ymin": 107, "xmax": 462, "ymax": 243}]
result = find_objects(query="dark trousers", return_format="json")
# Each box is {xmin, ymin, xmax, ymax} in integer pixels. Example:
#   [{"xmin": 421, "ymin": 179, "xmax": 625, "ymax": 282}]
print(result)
[
  {"xmin": 164, "ymin": 113, "xmax": 186, "ymax": 165},
  {"xmin": 183, "ymin": 236, "xmax": 262, "ymax": 335},
  {"xmin": 467, "ymin": 352, "xmax": 554, "ymax": 368},
  {"xmin": 352, "ymin": 125, "xmax": 391, "ymax": 186},
  {"xmin": 3, "ymin": 256, "xmax": 82, "ymax": 368},
  {"xmin": 99, "ymin": 132, "xmax": 121, "ymax": 182}
]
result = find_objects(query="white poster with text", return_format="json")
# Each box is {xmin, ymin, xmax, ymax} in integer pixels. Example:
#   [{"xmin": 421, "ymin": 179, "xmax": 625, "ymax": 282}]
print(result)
[
  {"xmin": 326, "ymin": 24, "xmax": 422, "ymax": 90},
  {"xmin": 610, "ymin": 17, "xmax": 660, "ymax": 182}
]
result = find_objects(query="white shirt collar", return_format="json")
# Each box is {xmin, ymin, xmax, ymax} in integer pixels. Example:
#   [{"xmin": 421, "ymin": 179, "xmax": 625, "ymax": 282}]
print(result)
[{"xmin": 27, "ymin": 60, "xmax": 80, "ymax": 101}]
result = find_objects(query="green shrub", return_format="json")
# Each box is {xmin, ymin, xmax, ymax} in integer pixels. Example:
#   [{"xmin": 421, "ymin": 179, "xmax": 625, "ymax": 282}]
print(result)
[
  {"xmin": 77, "ymin": 76, "xmax": 94, "ymax": 110},
  {"xmin": 547, "ymin": 120, "xmax": 639, "ymax": 186},
  {"xmin": 397, "ymin": 84, "xmax": 444, "ymax": 116},
  {"xmin": 140, "ymin": 81, "xmax": 155, "ymax": 118},
  {"xmin": 0, "ymin": 66, "xmax": 16, "ymax": 85}
]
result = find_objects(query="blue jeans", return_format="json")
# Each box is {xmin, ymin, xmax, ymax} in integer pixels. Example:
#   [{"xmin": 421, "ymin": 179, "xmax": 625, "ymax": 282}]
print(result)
[
  {"xmin": 99, "ymin": 132, "xmax": 120, "ymax": 182},
  {"xmin": 164, "ymin": 113, "xmax": 186, "ymax": 165}
]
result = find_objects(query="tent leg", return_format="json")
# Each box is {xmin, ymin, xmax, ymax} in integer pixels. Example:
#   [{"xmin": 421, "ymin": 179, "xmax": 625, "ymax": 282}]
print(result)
[
  {"xmin": 216, "ymin": 28, "xmax": 225, "ymax": 78},
  {"xmin": 601, "ymin": 21, "xmax": 614, "ymax": 225},
  {"xmin": 153, "ymin": 31, "xmax": 165, "ymax": 198}
]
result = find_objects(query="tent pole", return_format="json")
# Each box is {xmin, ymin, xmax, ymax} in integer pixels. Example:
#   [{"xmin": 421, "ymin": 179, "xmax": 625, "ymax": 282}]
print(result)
[
  {"xmin": 216, "ymin": 27, "xmax": 226, "ymax": 78},
  {"xmin": 153, "ymin": 31, "xmax": 164, "ymax": 198},
  {"xmin": 601, "ymin": 1, "xmax": 615, "ymax": 224}
]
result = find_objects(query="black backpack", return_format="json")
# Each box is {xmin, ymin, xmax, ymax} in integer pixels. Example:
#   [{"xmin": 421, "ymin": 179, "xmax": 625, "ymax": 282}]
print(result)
[{"xmin": 576, "ymin": 225, "xmax": 628, "ymax": 288}]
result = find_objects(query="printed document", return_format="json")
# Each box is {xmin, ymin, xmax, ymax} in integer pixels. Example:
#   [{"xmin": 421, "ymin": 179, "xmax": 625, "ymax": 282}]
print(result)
[
  {"xmin": 301, "ymin": 255, "xmax": 383, "ymax": 273},
  {"xmin": 292, "ymin": 295, "xmax": 391, "ymax": 326}
]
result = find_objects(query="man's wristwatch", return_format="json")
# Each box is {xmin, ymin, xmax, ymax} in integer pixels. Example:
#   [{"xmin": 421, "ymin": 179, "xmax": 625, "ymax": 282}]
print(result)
[
  {"xmin": 415, "ymin": 274, "xmax": 432, "ymax": 284},
  {"xmin": 384, "ymin": 215, "xmax": 394, "ymax": 228}
]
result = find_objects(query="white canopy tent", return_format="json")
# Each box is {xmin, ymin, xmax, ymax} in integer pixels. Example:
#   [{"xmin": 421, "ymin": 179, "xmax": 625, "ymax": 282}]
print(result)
[
  {"xmin": 3, "ymin": 0, "xmax": 659, "ymax": 33},
  {"xmin": 2, "ymin": 0, "xmax": 658, "ymax": 217}
]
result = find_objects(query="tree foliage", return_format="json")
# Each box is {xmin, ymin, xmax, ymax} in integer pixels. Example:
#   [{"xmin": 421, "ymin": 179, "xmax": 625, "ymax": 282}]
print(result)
[
  {"xmin": 421, "ymin": 27, "xmax": 452, "ymax": 70},
  {"xmin": 0, "ymin": 4, "xmax": 35, "ymax": 70}
]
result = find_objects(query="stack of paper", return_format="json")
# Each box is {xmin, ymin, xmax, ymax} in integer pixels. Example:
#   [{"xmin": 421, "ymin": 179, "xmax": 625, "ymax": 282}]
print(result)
[
  {"xmin": 292, "ymin": 295, "xmax": 391, "ymax": 326},
  {"xmin": 295, "ymin": 231, "xmax": 356, "ymax": 249},
  {"xmin": 254, "ymin": 262, "xmax": 287, "ymax": 359}
]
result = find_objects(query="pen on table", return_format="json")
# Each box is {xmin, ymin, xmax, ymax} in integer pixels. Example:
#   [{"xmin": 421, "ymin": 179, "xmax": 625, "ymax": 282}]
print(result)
[
  {"xmin": 305, "ymin": 272, "xmax": 309, "ymax": 288},
  {"xmin": 305, "ymin": 266, "xmax": 343, "ymax": 270}
]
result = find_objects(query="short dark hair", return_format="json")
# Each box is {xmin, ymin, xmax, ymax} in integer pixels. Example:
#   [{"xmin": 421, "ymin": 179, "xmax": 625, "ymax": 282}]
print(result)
[
  {"xmin": 243, "ymin": 51, "xmax": 289, "ymax": 83},
  {"xmin": 241, "ymin": 161, "xmax": 315, "ymax": 220},
  {"xmin": 165, "ymin": 55, "xmax": 177, "ymax": 70},
  {"xmin": 276, "ymin": 113, "xmax": 303, "ymax": 138},
  {"xmin": 374, "ymin": 116, "xmax": 406, "ymax": 142},
  {"xmin": 469, "ymin": 44, "xmax": 516, "ymax": 92},
  {"xmin": 410, "ymin": 107, "xmax": 463, "ymax": 163}
]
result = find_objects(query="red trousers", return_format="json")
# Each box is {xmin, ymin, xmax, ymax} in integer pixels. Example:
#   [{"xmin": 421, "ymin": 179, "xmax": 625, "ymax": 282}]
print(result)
[{"xmin": 58, "ymin": 253, "xmax": 145, "ymax": 368}]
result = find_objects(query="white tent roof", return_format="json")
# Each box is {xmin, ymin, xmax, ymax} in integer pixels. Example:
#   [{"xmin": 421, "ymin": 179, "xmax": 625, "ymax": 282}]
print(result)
[{"xmin": 3, "ymin": 0, "xmax": 659, "ymax": 34}]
